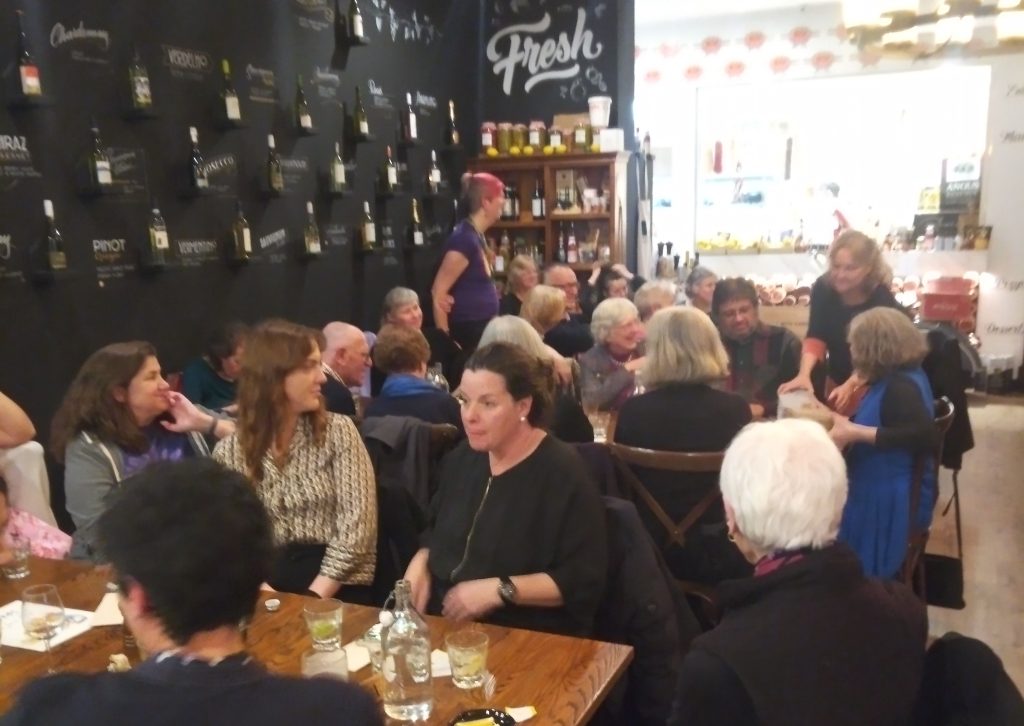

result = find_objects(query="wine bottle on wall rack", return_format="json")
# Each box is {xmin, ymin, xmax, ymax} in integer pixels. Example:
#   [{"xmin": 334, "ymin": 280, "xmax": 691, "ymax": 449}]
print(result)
[
  {"xmin": 426, "ymin": 150, "xmax": 442, "ymax": 195},
  {"xmin": 402, "ymin": 92, "xmax": 418, "ymax": 143},
  {"xmin": 41, "ymin": 200, "xmax": 66, "ymax": 271},
  {"xmin": 89, "ymin": 118, "xmax": 113, "ymax": 188},
  {"xmin": 354, "ymin": 87, "xmax": 369, "ymax": 136},
  {"xmin": 129, "ymin": 45, "xmax": 152, "ymax": 111},
  {"xmin": 303, "ymin": 201, "xmax": 321, "ymax": 256},
  {"xmin": 232, "ymin": 200, "xmax": 251, "ymax": 260},
  {"xmin": 144, "ymin": 198, "xmax": 168, "ymax": 267},
  {"xmin": 361, "ymin": 201, "xmax": 377, "ymax": 251},
  {"xmin": 15, "ymin": 10, "xmax": 42, "ymax": 97},
  {"xmin": 381, "ymin": 145, "xmax": 398, "ymax": 193},
  {"xmin": 444, "ymin": 100, "xmax": 459, "ymax": 147},
  {"xmin": 267, "ymin": 134, "xmax": 284, "ymax": 193},
  {"xmin": 330, "ymin": 142, "xmax": 347, "ymax": 192},
  {"xmin": 221, "ymin": 59, "xmax": 241, "ymax": 122},
  {"xmin": 348, "ymin": 0, "xmax": 365, "ymax": 40},
  {"xmin": 295, "ymin": 75, "xmax": 313, "ymax": 131},
  {"xmin": 566, "ymin": 223, "xmax": 579, "ymax": 264},
  {"xmin": 410, "ymin": 198, "xmax": 424, "ymax": 247},
  {"xmin": 188, "ymin": 126, "xmax": 208, "ymax": 191},
  {"xmin": 532, "ymin": 180, "xmax": 545, "ymax": 220}
]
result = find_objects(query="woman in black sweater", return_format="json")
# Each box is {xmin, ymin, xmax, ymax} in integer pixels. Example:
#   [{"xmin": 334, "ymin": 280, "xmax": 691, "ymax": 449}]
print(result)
[
  {"xmin": 779, "ymin": 230, "xmax": 904, "ymax": 413},
  {"xmin": 614, "ymin": 306, "xmax": 751, "ymax": 585},
  {"xmin": 404, "ymin": 343, "xmax": 607, "ymax": 636}
]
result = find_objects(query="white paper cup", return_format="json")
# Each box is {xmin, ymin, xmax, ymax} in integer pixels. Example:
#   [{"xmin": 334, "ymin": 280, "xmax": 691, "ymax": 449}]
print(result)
[{"xmin": 589, "ymin": 96, "xmax": 612, "ymax": 130}]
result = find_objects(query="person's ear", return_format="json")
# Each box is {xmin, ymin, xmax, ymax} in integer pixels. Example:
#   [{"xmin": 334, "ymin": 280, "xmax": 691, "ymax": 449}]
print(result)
[
  {"xmin": 111, "ymin": 386, "xmax": 128, "ymax": 404},
  {"xmin": 119, "ymin": 577, "xmax": 151, "ymax": 620},
  {"xmin": 515, "ymin": 396, "xmax": 533, "ymax": 423}
]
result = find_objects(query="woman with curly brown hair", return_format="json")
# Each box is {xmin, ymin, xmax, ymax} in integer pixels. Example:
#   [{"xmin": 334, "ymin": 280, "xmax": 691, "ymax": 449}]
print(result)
[
  {"xmin": 213, "ymin": 320, "xmax": 377, "ymax": 599},
  {"xmin": 52, "ymin": 342, "xmax": 233, "ymax": 561},
  {"xmin": 780, "ymin": 230, "xmax": 905, "ymax": 412}
]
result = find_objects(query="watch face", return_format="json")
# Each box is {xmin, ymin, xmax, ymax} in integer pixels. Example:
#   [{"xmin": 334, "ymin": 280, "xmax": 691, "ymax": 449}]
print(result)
[{"xmin": 499, "ymin": 581, "xmax": 517, "ymax": 603}]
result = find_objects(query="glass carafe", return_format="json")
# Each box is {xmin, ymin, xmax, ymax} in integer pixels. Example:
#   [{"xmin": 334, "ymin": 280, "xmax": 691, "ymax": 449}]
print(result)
[{"xmin": 380, "ymin": 580, "xmax": 433, "ymax": 721}]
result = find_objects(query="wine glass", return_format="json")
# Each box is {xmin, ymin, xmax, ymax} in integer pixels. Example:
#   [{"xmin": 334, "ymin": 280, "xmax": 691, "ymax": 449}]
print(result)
[{"xmin": 21, "ymin": 584, "xmax": 66, "ymax": 674}]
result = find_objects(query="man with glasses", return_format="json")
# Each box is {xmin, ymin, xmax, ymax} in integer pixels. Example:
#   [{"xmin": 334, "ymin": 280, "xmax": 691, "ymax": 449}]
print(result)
[
  {"xmin": 322, "ymin": 322, "xmax": 371, "ymax": 416},
  {"xmin": 543, "ymin": 264, "xmax": 594, "ymax": 357}
]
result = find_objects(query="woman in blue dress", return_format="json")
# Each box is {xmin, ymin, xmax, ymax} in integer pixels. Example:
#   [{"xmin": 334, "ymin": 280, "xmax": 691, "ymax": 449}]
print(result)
[{"xmin": 829, "ymin": 308, "xmax": 940, "ymax": 579}]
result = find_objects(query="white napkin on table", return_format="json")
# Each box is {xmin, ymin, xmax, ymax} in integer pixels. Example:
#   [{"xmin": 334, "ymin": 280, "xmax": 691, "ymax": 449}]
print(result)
[{"xmin": 0, "ymin": 600, "xmax": 93, "ymax": 652}]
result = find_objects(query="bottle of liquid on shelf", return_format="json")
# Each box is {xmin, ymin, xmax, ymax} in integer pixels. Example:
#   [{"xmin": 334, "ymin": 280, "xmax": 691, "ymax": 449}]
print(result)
[
  {"xmin": 40, "ymin": 200, "xmax": 66, "ymax": 272},
  {"xmin": 88, "ymin": 119, "xmax": 113, "ymax": 188},
  {"xmin": 381, "ymin": 145, "xmax": 399, "ymax": 192},
  {"xmin": 426, "ymin": 150, "xmax": 442, "ymax": 195},
  {"xmin": 380, "ymin": 580, "xmax": 433, "ymax": 722},
  {"xmin": 128, "ymin": 44, "xmax": 152, "ymax": 111},
  {"xmin": 189, "ymin": 126, "xmax": 208, "ymax": 191},
  {"xmin": 531, "ymin": 180, "xmax": 545, "ymax": 220},
  {"xmin": 232, "ymin": 201, "xmax": 251, "ymax": 261},
  {"xmin": 144, "ymin": 199, "xmax": 168, "ymax": 268},
  {"xmin": 16, "ymin": 10, "xmax": 41, "ymax": 97},
  {"xmin": 330, "ymin": 142, "xmax": 347, "ymax": 193},
  {"xmin": 354, "ymin": 86, "xmax": 370, "ymax": 136},
  {"xmin": 402, "ymin": 92, "xmax": 418, "ymax": 143},
  {"xmin": 496, "ymin": 231, "xmax": 510, "ymax": 273},
  {"xmin": 566, "ymin": 223, "xmax": 579, "ymax": 264},
  {"xmin": 348, "ymin": 0, "xmax": 366, "ymax": 40},
  {"xmin": 267, "ymin": 134, "xmax": 284, "ymax": 193},
  {"xmin": 295, "ymin": 75, "xmax": 313, "ymax": 131},
  {"xmin": 410, "ymin": 198, "xmax": 424, "ymax": 247},
  {"xmin": 361, "ymin": 201, "xmax": 377, "ymax": 251},
  {"xmin": 557, "ymin": 223, "xmax": 567, "ymax": 263},
  {"xmin": 303, "ymin": 201, "xmax": 321, "ymax": 256},
  {"xmin": 444, "ymin": 100, "xmax": 460, "ymax": 146},
  {"xmin": 221, "ymin": 59, "xmax": 241, "ymax": 122}
]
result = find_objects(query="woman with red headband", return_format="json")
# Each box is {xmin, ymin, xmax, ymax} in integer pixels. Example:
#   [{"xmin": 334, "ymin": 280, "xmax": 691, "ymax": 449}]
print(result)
[{"xmin": 431, "ymin": 173, "xmax": 503, "ymax": 377}]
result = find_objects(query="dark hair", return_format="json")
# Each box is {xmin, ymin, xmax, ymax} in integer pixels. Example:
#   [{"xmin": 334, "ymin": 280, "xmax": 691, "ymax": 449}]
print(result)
[
  {"xmin": 460, "ymin": 172, "xmax": 503, "ymax": 215},
  {"xmin": 464, "ymin": 343, "xmax": 554, "ymax": 427},
  {"xmin": 595, "ymin": 264, "xmax": 626, "ymax": 301},
  {"xmin": 712, "ymin": 277, "xmax": 759, "ymax": 316},
  {"xmin": 375, "ymin": 324, "xmax": 430, "ymax": 375},
  {"xmin": 0, "ymin": 476, "xmax": 7, "ymax": 501},
  {"xmin": 97, "ymin": 459, "xmax": 273, "ymax": 645},
  {"xmin": 206, "ymin": 322, "xmax": 248, "ymax": 373},
  {"xmin": 50, "ymin": 341, "xmax": 158, "ymax": 462}
]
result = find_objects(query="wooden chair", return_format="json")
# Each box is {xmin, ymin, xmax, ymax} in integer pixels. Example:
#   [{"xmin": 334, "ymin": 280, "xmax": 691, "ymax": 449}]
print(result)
[
  {"xmin": 607, "ymin": 442, "xmax": 726, "ymax": 628},
  {"xmin": 900, "ymin": 397, "xmax": 955, "ymax": 597}
]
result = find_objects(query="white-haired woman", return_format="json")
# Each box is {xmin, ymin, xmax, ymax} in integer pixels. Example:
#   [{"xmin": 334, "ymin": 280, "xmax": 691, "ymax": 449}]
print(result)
[
  {"xmin": 579, "ymin": 298, "xmax": 646, "ymax": 412},
  {"xmin": 480, "ymin": 316, "xmax": 592, "ymax": 443},
  {"xmin": 614, "ymin": 307, "xmax": 751, "ymax": 584},
  {"xmin": 831, "ymin": 307, "xmax": 940, "ymax": 579},
  {"xmin": 684, "ymin": 266, "xmax": 717, "ymax": 315},
  {"xmin": 634, "ymin": 280, "xmax": 676, "ymax": 323},
  {"xmin": 670, "ymin": 419, "xmax": 927, "ymax": 726},
  {"xmin": 372, "ymin": 286, "xmax": 456, "ymax": 395},
  {"xmin": 499, "ymin": 254, "xmax": 540, "ymax": 316}
]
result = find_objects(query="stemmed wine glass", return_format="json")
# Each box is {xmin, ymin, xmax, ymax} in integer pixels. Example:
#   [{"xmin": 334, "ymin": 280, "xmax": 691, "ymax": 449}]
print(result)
[{"xmin": 21, "ymin": 584, "xmax": 66, "ymax": 674}]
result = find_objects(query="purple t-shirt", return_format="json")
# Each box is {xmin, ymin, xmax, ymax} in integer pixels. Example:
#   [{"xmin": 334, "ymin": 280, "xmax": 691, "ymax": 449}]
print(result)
[
  {"xmin": 443, "ymin": 220, "xmax": 499, "ymax": 323},
  {"xmin": 121, "ymin": 425, "xmax": 192, "ymax": 479}
]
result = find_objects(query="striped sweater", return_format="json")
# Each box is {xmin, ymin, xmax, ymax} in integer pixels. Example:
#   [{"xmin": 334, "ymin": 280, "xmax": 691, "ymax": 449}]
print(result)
[{"xmin": 213, "ymin": 414, "xmax": 377, "ymax": 584}]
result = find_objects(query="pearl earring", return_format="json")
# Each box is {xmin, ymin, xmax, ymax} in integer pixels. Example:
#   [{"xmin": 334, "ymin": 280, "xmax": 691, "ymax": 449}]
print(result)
[{"xmin": 520, "ymin": 416, "xmax": 526, "ymax": 422}]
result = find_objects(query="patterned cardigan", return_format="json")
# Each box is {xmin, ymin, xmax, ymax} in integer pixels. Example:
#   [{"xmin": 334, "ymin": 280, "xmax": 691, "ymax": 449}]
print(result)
[{"xmin": 213, "ymin": 414, "xmax": 377, "ymax": 585}]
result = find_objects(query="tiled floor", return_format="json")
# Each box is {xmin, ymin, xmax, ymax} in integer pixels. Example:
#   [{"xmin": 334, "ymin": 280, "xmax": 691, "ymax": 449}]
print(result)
[{"xmin": 926, "ymin": 393, "xmax": 1024, "ymax": 686}]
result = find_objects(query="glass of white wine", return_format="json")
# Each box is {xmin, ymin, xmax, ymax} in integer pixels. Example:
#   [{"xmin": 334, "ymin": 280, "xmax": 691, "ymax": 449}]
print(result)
[{"xmin": 22, "ymin": 584, "xmax": 66, "ymax": 673}]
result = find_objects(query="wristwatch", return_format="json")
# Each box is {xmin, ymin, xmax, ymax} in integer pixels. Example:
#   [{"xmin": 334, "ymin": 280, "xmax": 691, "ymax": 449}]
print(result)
[{"xmin": 497, "ymin": 576, "xmax": 518, "ymax": 606}]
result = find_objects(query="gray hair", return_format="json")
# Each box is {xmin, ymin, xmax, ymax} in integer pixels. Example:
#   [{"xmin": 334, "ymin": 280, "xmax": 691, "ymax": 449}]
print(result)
[
  {"xmin": 381, "ymin": 287, "xmax": 419, "ymax": 323},
  {"xmin": 634, "ymin": 280, "xmax": 676, "ymax": 322},
  {"xmin": 590, "ymin": 298, "xmax": 640, "ymax": 345},
  {"xmin": 684, "ymin": 265, "xmax": 717, "ymax": 299},
  {"xmin": 721, "ymin": 419, "xmax": 848, "ymax": 552},
  {"xmin": 480, "ymin": 315, "xmax": 551, "ymax": 361}
]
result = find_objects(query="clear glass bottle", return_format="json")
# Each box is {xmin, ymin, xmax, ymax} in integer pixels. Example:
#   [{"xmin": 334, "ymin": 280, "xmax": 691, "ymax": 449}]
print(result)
[{"xmin": 380, "ymin": 580, "xmax": 433, "ymax": 722}]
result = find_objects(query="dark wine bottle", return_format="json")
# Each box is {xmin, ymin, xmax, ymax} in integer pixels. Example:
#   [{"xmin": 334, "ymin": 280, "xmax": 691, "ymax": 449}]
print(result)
[
  {"xmin": 531, "ymin": 180, "xmax": 545, "ymax": 220},
  {"xmin": 267, "ymin": 134, "xmax": 284, "ymax": 193},
  {"xmin": 353, "ymin": 86, "xmax": 369, "ymax": 137},
  {"xmin": 15, "ymin": 10, "xmax": 41, "ymax": 97},
  {"xmin": 188, "ymin": 126, "xmax": 208, "ymax": 191},
  {"xmin": 295, "ymin": 75, "xmax": 313, "ymax": 131},
  {"xmin": 381, "ymin": 145, "xmax": 398, "ymax": 193},
  {"xmin": 145, "ymin": 199, "xmax": 168, "ymax": 268},
  {"xmin": 129, "ymin": 44, "xmax": 152, "ymax": 111},
  {"xmin": 444, "ymin": 100, "xmax": 460, "ymax": 147},
  {"xmin": 89, "ymin": 119, "xmax": 113, "ymax": 188}
]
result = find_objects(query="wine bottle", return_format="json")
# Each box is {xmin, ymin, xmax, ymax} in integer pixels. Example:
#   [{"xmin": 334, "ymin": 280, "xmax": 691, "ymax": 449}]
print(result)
[
  {"xmin": 42, "ymin": 199, "xmax": 66, "ymax": 271},
  {"xmin": 128, "ymin": 44, "xmax": 152, "ymax": 111},
  {"xmin": 426, "ymin": 150, "xmax": 442, "ymax": 195},
  {"xmin": 444, "ymin": 100, "xmax": 460, "ymax": 147},
  {"xmin": 295, "ymin": 75, "xmax": 312, "ymax": 131},
  {"xmin": 232, "ymin": 201, "xmax": 251, "ymax": 260},
  {"xmin": 221, "ymin": 59, "xmax": 241, "ymax": 122},
  {"xmin": 303, "ymin": 201, "xmax": 321, "ymax": 256},
  {"xmin": 501, "ymin": 184, "xmax": 514, "ymax": 221},
  {"xmin": 361, "ymin": 201, "xmax": 377, "ymax": 251},
  {"xmin": 557, "ymin": 223, "xmax": 567, "ymax": 263},
  {"xmin": 349, "ymin": 0, "xmax": 365, "ymax": 40},
  {"xmin": 89, "ymin": 119, "xmax": 113, "ymax": 188},
  {"xmin": 354, "ymin": 86, "xmax": 369, "ymax": 137},
  {"xmin": 496, "ymin": 231, "xmax": 510, "ymax": 273},
  {"xmin": 330, "ymin": 141, "xmax": 347, "ymax": 193},
  {"xmin": 267, "ymin": 134, "xmax": 284, "ymax": 193},
  {"xmin": 382, "ymin": 145, "xmax": 398, "ymax": 193},
  {"xmin": 566, "ymin": 223, "xmax": 579, "ymax": 264},
  {"xmin": 402, "ymin": 92, "xmax": 418, "ymax": 143},
  {"xmin": 188, "ymin": 126, "xmax": 208, "ymax": 191},
  {"xmin": 145, "ymin": 199, "xmax": 169, "ymax": 267},
  {"xmin": 410, "ymin": 198, "xmax": 424, "ymax": 247},
  {"xmin": 531, "ymin": 180, "xmax": 545, "ymax": 220},
  {"xmin": 15, "ymin": 10, "xmax": 41, "ymax": 97}
]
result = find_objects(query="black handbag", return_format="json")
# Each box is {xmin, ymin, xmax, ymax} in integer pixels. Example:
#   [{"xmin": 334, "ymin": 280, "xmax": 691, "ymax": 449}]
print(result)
[{"xmin": 924, "ymin": 470, "xmax": 966, "ymax": 610}]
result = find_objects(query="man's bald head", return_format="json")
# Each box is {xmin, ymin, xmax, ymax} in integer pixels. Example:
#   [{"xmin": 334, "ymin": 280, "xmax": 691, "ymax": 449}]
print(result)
[
  {"xmin": 322, "ymin": 322, "xmax": 369, "ymax": 386},
  {"xmin": 544, "ymin": 264, "xmax": 580, "ymax": 309}
]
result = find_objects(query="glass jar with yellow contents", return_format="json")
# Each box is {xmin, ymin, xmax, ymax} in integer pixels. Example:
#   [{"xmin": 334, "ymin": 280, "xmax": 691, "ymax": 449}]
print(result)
[
  {"xmin": 528, "ymin": 121, "xmax": 547, "ymax": 149},
  {"xmin": 573, "ymin": 121, "xmax": 593, "ymax": 151},
  {"xmin": 511, "ymin": 123, "xmax": 528, "ymax": 151},
  {"xmin": 496, "ymin": 123, "xmax": 513, "ymax": 154}
]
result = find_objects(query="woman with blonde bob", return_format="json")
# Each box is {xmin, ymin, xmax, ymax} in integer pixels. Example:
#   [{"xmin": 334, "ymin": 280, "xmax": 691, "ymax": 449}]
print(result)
[
  {"xmin": 830, "ymin": 307, "xmax": 940, "ymax": 579},
  {"xmin": 780, "ymin": 230, "xmax": 904, "ymax": 412},
  {"xmin": 213, "ymin": 320, "xmax": 377, "ymax": 600},
  {"xmin": 520, "ymin": 284, "xmax": 567, "ymax": 336},
  {"xmin": 499, "ymin": 255, "xmax": 540, "ymax": 316},
  {"xmin": 670, "ymin": 419, "xmax": 927, "ymax": 726},
  {"xmin": 615, "ymin": 307, "xmax": 752, "ymax": 584}
]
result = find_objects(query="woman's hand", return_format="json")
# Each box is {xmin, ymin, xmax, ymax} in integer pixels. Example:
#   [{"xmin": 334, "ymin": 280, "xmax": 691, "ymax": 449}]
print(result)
[
  {"xmin": 404, "ymin": 550, "xmax": 432, "ymax": 613},
  {"xmin": 623, "ymin": 356, "xmax": 646, "ymax": 373},
  {"xmin": 161, "ymin": 392, "xmax": 211, "ymax": 434},
  {"xmin": 442, "ymin": 578, "xmax": 502, "ymax": 623},
  {"xmin": 829, "ymin": 413, "xmax": 858, "ymax": 449},
  {"xmin": 610, "ymin": 263, "xmax": 634, "ymax": 281},
  {"xmin": 437, "ymin": 294, "xmax": 455, "ymax": 315},
  {"xmin": 551, "ymin": 355, "xmax": 573, "ymax": 387},
  {"xmin": 827, "ymin": 377, "xmax": 862, "ymax": 414},
  {"xmin": 778, "ymin": 375, "xmax": 813, "ymax": 395}
]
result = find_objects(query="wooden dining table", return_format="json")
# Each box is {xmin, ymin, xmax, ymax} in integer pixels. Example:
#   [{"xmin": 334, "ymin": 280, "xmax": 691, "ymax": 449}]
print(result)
[{"xmin": 0, "ymin": 558, "xmax": 633, "ymax": 725}]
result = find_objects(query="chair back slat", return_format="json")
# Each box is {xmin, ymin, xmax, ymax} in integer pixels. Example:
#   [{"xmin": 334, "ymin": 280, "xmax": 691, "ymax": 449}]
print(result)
[{"xmin": 608, "ymin": 443, "xmax": 724, "ymax": 473}]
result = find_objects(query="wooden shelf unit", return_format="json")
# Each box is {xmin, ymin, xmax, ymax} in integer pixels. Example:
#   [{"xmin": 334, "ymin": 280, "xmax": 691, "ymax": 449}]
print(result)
[{"xmin": 467, "ymin": 152, "xmax": 630, "ymax": 270}]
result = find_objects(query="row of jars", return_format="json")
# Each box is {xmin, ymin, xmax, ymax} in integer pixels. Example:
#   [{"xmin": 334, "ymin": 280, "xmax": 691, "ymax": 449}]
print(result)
[{"xmin": 480, "ymin": 120, "xmax": 595, "ymax": 154}]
